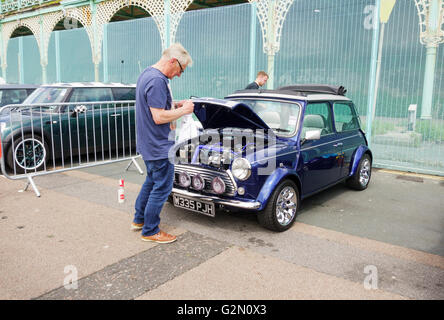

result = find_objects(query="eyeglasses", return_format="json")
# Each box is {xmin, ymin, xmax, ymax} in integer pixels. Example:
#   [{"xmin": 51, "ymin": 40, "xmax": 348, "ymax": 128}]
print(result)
[{"xmin": 176, "ymin": 59, "xmax": 184, "ymax": 74}]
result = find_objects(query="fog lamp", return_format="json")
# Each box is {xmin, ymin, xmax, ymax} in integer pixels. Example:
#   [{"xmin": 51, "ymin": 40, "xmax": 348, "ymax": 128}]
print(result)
[
  {"xmin": 178, "ymin": 172, "xmax": 191, "ymax": 187},
  {"xmin": 211, "ymin": 176, "xmax": 226, "ymax": 194},
  {"xmin": 192, "ymin": 174, "xmax": 205, "ymax": 190}
]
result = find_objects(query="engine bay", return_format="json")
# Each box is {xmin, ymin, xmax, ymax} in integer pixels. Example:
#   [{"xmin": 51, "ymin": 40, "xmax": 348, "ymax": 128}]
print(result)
[{"xmin": 175, "ymin": 128, "xmax": 272, "ymax": 169}]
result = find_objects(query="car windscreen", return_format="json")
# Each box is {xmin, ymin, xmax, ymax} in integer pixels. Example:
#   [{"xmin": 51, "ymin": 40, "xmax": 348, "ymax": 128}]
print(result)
[
  {"xmin": 23, "ymin": 87, "xmax": 68, "ymax": 110},
  {"xmin": 235, "ymin": 99, "xmax": 301, "ymax": 137}
]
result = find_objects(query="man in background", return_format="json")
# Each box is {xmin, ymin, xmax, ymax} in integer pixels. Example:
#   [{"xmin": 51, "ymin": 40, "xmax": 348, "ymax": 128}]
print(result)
[{"xmin": 245, "ymin": 71, "xmax": 269, "ymax": 89}]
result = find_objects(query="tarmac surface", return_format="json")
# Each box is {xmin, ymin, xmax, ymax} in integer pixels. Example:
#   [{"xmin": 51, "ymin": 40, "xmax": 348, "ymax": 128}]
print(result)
[{"xmin": 0, "ymin": 158, "xmax": 443, "ymax": 300}]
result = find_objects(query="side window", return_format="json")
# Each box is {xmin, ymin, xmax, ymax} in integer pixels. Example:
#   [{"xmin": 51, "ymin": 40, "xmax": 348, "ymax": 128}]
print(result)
[
  {"xmin": 302, "ymin": 102, "xmax": 333, "ymax": 137},
  {"xmin": 68, "ymin": 88, "xmax": 113, "ymax": 103},
  {"xmin": 15, "ymin": 89, "xmax": 28, "ymax": 102},
  {"xmin": 0, "ymin": 89, "xmax": 28, "ymax": 106},
  {"xmin": 112, "ymin": 88, "xmax": 135, "ymax": 101},
  {"xmin": 334, "ymin": 102, "xmax": 360, "ymax": 132}
]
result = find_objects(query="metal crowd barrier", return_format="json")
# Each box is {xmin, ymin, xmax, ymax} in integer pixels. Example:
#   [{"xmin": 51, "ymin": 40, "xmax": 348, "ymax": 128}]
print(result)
[{"xmin": 0, "ymin": 101, "xmax": 143, "ymax": 197}]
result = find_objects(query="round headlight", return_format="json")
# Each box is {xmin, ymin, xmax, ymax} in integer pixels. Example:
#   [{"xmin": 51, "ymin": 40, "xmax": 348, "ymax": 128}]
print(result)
[
  {"xmin": 178, "ymin": 172, "xmax": 191, "ymax": 187},
  {"xmin": 211, "ymin": 176, "xmax": 226, "ymax": 194},
  {"xmin": 192, "ymin": 174, "xmax": 205, "ymax": 190},
  {"xmin": 231, "ymin": 157, "xmax": 251, "ymax": 181}
]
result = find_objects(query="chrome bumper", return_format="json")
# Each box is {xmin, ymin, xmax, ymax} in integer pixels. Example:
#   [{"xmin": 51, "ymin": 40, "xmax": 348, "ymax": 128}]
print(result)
[{"xmin": 171, "ymin": 188, "xmax": 261, "ymax": 210}]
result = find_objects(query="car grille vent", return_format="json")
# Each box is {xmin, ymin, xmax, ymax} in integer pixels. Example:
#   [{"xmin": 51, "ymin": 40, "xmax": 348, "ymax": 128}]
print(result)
[{"xmin": 174, "ymin": 164, "xmax": 237, "ymax": 196}]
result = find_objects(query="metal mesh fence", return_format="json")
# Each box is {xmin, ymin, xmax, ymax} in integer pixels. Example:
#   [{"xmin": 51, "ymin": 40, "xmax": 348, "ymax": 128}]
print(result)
[{"xmin": 3, "ymin": 1, "xmax": 444, "ymax": 175}]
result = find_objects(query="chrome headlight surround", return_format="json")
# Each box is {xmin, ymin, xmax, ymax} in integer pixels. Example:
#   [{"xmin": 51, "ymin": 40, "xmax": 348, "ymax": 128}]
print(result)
[{"xmin": 231, "ymin": 157, "xmax": 251, "ymax": 181}]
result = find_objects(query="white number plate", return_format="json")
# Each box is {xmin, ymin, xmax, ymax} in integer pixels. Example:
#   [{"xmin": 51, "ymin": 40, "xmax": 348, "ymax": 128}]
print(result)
[{"xmin": 172, "ymin": 194, "xmax": 216, "ymax": 217}]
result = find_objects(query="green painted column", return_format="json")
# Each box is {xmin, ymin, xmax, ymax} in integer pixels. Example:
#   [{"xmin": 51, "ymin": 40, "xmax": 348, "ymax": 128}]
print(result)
[
  {"xmin": 55, "ymin": 31, "xmax": 61, "ymax": 82},
  {"xmin": 249, "ymin": 2, "xmax": 257, "ymax": 83},
  {"xmin": 91, "ymin": 0, "xmax": 100, "ymax": 82},
  {"xmin": 0, "ymin": 24, "xmax": 6, "ymax": 82},
  {"xmin": 40, "ymin": 16, "xmax": 47, "ymax": 84},
  {"xmin": 420, "ymin": 0, "xmax": 440, "ymax": 120},
  {"xmin": 103, "ymin": 23, "xmax": 109, "ymax": 83},
  {"xmin": 365, "ymin": 0, "xmax": 381, "ymax": 147},
  {"xmin": 164, "ymin": 0, "xmax": 171, "ymax": 49},
  {"xmin": 266, "ymin": 0, "xmax": 275, "ymax": 90},
  {"xmin": 18, "ymin": 37, "xmax": 24, "ymax": 84}
]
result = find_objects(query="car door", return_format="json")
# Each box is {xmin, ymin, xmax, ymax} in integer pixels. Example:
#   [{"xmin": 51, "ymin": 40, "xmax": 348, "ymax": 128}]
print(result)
[
  {"xmin": 300, "ymin": 102, "xmax": 342, "ymax": 195},
  {"xmin": 333, "ymin": 101, "xmax": 364, "ymax": 178},
  {"xmin": 66, "ymin": 87, "xmax": 115, "ymax": 161},
  {"xmin": 111, "ymin": 87, "xmax": 136, "ymax": 156}
]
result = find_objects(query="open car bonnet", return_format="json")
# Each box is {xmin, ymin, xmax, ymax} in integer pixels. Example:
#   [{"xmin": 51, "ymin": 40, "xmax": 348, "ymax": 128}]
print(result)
[{"xmin": 192, "ymin": 98, "xmax": 270, "ymax": 131}]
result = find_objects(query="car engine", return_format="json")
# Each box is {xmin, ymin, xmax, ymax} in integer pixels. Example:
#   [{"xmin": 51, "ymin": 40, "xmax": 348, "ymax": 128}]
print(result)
[{"xmin": 175, "ymin": 128, "xmax": 270, "ymax": 169}]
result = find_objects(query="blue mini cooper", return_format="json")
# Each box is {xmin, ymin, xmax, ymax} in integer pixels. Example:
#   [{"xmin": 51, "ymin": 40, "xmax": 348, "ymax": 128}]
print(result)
[{"xmin": 170, "ymin": 85, "xmax": 372, "ymax": 232}]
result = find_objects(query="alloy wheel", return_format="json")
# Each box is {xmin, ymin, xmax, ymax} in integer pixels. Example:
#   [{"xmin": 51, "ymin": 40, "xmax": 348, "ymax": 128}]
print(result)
[
  {"xmin": 14, "ymin": 138, "xmax": 46, "ymax": 171},
  {"xmin": 276, "ymin": 186, "xmax": 297, "ymax": 226}
]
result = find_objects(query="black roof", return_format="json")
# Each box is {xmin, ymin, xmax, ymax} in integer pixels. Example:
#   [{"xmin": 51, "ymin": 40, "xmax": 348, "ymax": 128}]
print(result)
[
  {"xmin": 230, "ymin": 84, "xmax": 347, "ymax": 98},
  {"xmin": 229, "ymin": 89, "xmax": 309, "ymax": 97},
  {"xmin": 277, "ymin": 84, "xmax": 347, "ymax": 96}
]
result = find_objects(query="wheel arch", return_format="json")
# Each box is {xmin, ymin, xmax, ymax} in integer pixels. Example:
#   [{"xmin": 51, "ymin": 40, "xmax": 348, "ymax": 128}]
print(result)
[
  {"xmin": 349, "ymin": 146, "xmax": 372, "ymax": 177},
  {"xmin": 256, "ymin": 168, "xmax": 302, "ymax": 211}
]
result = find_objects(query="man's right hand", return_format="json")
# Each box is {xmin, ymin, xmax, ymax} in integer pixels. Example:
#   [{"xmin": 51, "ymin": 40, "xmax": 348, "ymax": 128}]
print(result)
[{"xmin": 181, "ymin": 100, "xmax": 194, "ymax": 115}]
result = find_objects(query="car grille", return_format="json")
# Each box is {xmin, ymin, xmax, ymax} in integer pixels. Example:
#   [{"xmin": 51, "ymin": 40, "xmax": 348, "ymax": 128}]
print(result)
[{"xmin": 174, "ymin": 164, "xmax": 237, "ymax": 196}]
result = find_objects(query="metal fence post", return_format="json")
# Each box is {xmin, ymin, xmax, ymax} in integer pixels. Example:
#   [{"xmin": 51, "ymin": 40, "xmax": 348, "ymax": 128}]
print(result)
[
  {"xmin": 365, "ymin": 0, "xmax": 381, "ymax": 147},
  {"xmin": 55, "ymin": 30, "xmax": 61, "ymax": 82},
  {"xmin": 103, "ymin": 23, "xmax": 109, "ymax": 83},
  {"xmin": 249, "ymin": 2, "xmax": 257, "ymax": 83},
  {"xmin": 18, "ymin": 36, "xmax": 24, "ymax": 84}
]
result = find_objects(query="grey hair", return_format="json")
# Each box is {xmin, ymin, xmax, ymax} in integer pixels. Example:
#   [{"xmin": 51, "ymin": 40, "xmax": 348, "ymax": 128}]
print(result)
[{"xmin": 162, "ymin": 43, "xmax": 193, "ymax": 67}]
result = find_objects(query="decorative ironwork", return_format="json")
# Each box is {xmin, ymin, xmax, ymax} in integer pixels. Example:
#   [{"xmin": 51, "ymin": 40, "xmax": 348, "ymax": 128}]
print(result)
[
  {"xmin": 414, "ymin": 0, "xmax": 444, "ymax": 47},
  {"xmin": 0, "ymin": 0, "xmax": 53, "ymax": 14},
  {"xmin": 1, "ymin": 16, "xmax": 42, "ymax": 70},
  {"xmin": 248, "ymin": 0, "xmax": 294, "ymax": 55}
]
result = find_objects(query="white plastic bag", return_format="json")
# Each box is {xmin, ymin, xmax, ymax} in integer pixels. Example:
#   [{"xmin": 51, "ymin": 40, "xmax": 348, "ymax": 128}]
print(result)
[{"xmin": 178, "ymin": 114, "xmax": 201, "ymax": 143}]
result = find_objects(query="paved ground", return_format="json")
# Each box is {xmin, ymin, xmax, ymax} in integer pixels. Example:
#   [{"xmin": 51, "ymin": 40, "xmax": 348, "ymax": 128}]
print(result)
[{"xmin": 0, "ymin": 158, "xmax": 443, "ymax": 300}]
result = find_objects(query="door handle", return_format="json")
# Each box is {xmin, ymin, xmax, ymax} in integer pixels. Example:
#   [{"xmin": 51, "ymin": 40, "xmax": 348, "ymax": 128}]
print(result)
[
  {"xmin": 333, "ymin": 142, "xmax": 343, "ymax": 147},
  {"xmin": 110, "ymin": 114, "xmax": 121, "ymax": 117}
]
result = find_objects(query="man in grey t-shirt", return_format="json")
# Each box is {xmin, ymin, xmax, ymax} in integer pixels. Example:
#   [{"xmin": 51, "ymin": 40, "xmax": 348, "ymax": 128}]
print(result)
[{"xmin": 132, "ymin": 43, "xmax": 194, "ymax": 244}]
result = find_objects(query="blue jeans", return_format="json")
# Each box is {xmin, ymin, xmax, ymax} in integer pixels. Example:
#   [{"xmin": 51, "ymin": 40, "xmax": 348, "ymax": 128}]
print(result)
[{"xmin": 133, "ymin": 159, "xmax": 174, "ymax": 236}]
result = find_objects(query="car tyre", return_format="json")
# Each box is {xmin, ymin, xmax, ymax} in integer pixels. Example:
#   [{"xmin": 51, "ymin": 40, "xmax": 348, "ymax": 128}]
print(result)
[
  {"xmin": 257, "ymin": 179, "xmax": 299, "ymax": 232},
  {"xmin": 346, "ymin": 154, "xmax": 372, "ymax": 190},
  {"xmin": 6, "ymin": 134, "xmax": 49, "ymax": 174}
]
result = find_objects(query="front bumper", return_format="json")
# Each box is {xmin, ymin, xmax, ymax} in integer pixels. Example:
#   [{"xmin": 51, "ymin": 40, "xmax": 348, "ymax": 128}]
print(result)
[{"xmin": 171, "ymin": 188, "xmax": 261, "ymax": 210}]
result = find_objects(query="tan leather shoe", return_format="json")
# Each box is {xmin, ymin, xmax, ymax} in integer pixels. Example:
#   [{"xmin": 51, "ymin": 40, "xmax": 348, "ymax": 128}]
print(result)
[
  {"xmin": 131, "ymin": 222, "xmax": 144, "ymax": 231},
  {"xmin": 141, "ymin": 230, "xmax": 177, "ymax": 244}
]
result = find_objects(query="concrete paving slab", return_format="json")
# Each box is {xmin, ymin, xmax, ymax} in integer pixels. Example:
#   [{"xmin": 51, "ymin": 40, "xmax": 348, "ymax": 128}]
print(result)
[
  {"xmin": 137, "ymin": 246, "xmax": 406, "ymax": 300},
  {"xmin": 296, "ymin": 169, "xmax": 444, "ymax": 256},
  {"xmin": 160, "ymin": 204, "xmax": 444, "ymax": 299},
  {"xmin": 291, "ymin": 223, "xmax": 444, "ymax": 270},
  {"xmin": 1, "ymin": 162, "xmax": 443, "ymax": 300},
  {"xmin": 0, "ymin": 177, "xmax": 184, "ymax": 299},
  {"xmin": 37, "ymin": 232, "xmax": 229, "ymax": 300}
]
